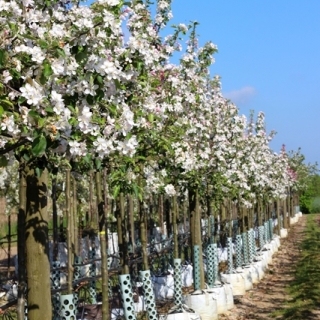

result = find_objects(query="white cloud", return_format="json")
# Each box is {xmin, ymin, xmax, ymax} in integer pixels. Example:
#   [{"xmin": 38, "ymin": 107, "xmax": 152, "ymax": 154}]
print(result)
[{"xmin": 224, "ymin": 86, "xmax": 256, "ymax": 105}]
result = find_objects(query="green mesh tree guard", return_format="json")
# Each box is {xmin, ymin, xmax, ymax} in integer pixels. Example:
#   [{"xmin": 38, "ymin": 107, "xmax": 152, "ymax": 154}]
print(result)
[
  {"xmin": 206, "ymin": 244, "xmax": 216, "ymax": 287},
  {"xmin": 89, "ymin": 249, "xmax": 97, "ymax": 304},
  {"xmin": 235, "ymin": 235, "xmax": 242, "ymax": 268},
  {"xmin": 25, "ymin": 299, "xmax": 28, "ymax": 320},
  {"xmin": 210, "ymin": 216, "xmax": 215, "ymax": 243},
  {"xmin": 227, "ymin": 237, "xmax": 233, "ymax": 274},
  {"xmin": 119, "ymin": 274, "xmax": 137, "ymax": 320},
  {"xmin": 264, "ymin": 221, "xmax": 269, "ymax": 243},
  {"xmin": 213, "ymin": 243, "xmax": 219, "ymax": 283},
  {"xmin": 242, "ymin": 232, "xmax": 249, "ymax": 265},
  {"xmin": 174, "ymin": 259, "xmax": 183, "ymax": 308},
  {"xmin": 193, "ymin": 245, "xmax": 201, "ymax": 290},
  {"xmin": 51, "ymin": 260, "xmax": 61, "ymax": 320},
  {"xmin": 60, "ymin": 293, "xmax": 76, "ymax": 320},
  {"xmin": 258, "ymin": 226, "xmax": 264, "ymax": 249},
  {"xmin": 268, "ymin": 219, "xmax": 273, "ymax": 240},
  {"xmin": 139, "ymin": 270, "xmax": 158, "ymax": 320},
  {"xmin": 248, "ymin": 229, "xmax": 254, "ymax": 263},
  {"xmin": 73, "ymin": 256, "xmax": 82, "ymax": 314}
]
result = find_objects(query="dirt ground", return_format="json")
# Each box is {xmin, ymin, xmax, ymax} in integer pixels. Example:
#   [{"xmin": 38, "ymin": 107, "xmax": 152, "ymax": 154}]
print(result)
[{"xmin": 220, "ymin": 214, "xmax": 320, "ymax": 320}]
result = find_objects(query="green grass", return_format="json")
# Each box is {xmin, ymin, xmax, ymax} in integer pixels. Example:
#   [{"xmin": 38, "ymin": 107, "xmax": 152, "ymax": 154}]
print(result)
[{"xmin": 272, "ymin": 214, "xmax": 320, "ymax": 319}]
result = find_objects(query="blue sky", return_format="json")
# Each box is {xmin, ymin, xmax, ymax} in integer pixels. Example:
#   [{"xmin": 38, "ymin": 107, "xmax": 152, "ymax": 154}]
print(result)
[
  {"xmin": 85, "ymin": 0, "xmax": 320, "ymax": 167},
  {"xmin": 167, "ymin": 0, "xmax": 320, "ymax": 167}
]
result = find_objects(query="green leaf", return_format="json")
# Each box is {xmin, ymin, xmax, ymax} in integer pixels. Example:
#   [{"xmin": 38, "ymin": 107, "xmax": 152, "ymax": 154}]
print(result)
[
  {"xmin": 0, "ymin": 105, "xmax": 3, "ymax": 117},
  {"xmin": 45, "ymin": 107, "xmax": 54, "ymax": 113},
  {"xmin": 95, "ymin": 158, "xmax": 102, "ymax": 170},
  {"xmin": 75, "ymin": 51, "xmax": 87, "ymax": 63},
  {"xmin": 0, "ymin": 155, "xmax": 8, "ymax": 167},
  {"xmin": 28, "ymin": 110, "xmax": 39, "ymax": 119},
  {"xmin": 35, "ymin": 167, "xmax": 43, "ymax": 177},
  {"xmin": 86, "ymin": 95, "xmax": 94, "ymax": 105},
  {"xmin": 43, "ymin": 62, "xmax": 53, "ymax": 78},
  {"xmin": 57, "ymin": 48, "xmax": 66, "ymax": 58},
  {"xmin": 0, "ymin": 49, "xmax": 7, "ymax": 68},
  {"xmin": 40, "ymin": 61, "xmax": 53, "ymax": 84},
  {"xmin": 113, "ymin": 185, "xmax": 121, "ymax": 199},
  {"xmin": 39, "ymin": 40, "xmax": 48, "ymax": 49},
  {"xmin": 18, "ymin": 96, "xmax": 27, "ymax": 105},
  {"xmin": 83, "ymin": 153, "xmax": 92, "ymax": 164},
  {"xmin": 31, "ymin": 135, "xmax": 47, "ymax": 157},
  {"xmin": 96, "ymin": 75, "xmax": 104, "ymax": 85}
]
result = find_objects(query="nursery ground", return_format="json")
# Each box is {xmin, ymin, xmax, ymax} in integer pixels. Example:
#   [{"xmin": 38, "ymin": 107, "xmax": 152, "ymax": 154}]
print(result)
[{"xmin": 220, "ymin": 214, "xmax": 320, "ymax": 320}]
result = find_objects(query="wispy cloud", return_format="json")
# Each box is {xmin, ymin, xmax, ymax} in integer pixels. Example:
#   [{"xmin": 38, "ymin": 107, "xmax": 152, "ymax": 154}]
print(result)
[{"xmin": 224, "ymin": 86, "xmax": 256, "ymax": 105}]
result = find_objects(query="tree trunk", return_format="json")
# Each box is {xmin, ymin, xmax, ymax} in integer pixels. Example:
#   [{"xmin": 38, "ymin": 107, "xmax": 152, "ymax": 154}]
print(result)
[
  {"xmin": 25, "ymin": 164, "xmax": 52, "ymax": 320},
  {"xmin": 17, "ymin": 164, "xmax": 27, "ymax": 320},
  {"xmin": 72, "ymin": 176, "xmax": 78, "ymax": 256},
  {"xmin": 52, "ymin": 175, "xmax": 59, "ymax": 261},
  {"xmin": 97, "ymin": 170, "xmax": 109, "ymax": 320},
  {"xmin": 120, "ymin": 193, "xmax": 129, "ymax": 274},
  {"xmin": 189, "ymin": 188, "xmax": 204, "ymax": 289},
  {"xmin": 173, "ymin": 195, "xmax": 179, "ymax": 259},
  {"xmin": 66, "ymin": 169, "xmax": 73, "ymax": 294},
  {"xmin": 128, "ymin": 195, "xmax": 135, "ymax": 253}
]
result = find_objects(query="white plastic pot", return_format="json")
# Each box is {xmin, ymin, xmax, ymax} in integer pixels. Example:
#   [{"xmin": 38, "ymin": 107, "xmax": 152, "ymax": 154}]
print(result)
[
  {"xmin": 242, "ymin": 266, "xmax": 253, "ymax": 291},
  {"xmin": 224, "ymin": 283, "xmax": 234, "ymax": 310},
  {"xmin": 253, "ymin": 260, "xmax": 266, "ymax": 280},
  {"xmin": 280, "ymin": 228, "xmax": 288, "ymax": 238},
  {"xmin": 221, "ymin": 272, "xmax": 246, "ymax": 296},
  {"xmin": 186, "ymin": 290, "xmax": 218, "ymax": 320},
  {"xmin": 166, "ymin": 305, "xmax": 201, "ymax": 320},
  {"xmin": 205, "ymin": 284, "xmax": 228, "ymax": 314}
]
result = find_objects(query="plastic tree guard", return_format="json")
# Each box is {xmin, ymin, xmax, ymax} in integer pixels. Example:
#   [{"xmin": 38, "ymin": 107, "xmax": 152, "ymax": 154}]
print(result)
[
  {"xmin": 51, "ymin": 260, "xmax": 61, "ymax": 320},
  {"xmin": 248, "ymin": 229, "xmax": 254, "ymax": 263},
  {"xmin": 60, "ymin": 293, "xmax": 76, "ymax": 320},
  {"xmin": 242, "ymin": 232, "xmax": 249, "ymax": 266},
  {"xmin": 139, "ymin": 270, "xmax": 158, "ymax": 320},
  {"xmin": 174, "ymin": 259, "xmax": 183, "ymax": 307},
  {"xmin": 89, "ymin": 249, "xmax": 97, "ymax": 304},
  {"xmin": 206, "ymin": 244, "xmax": 216, "ymax": 287},
  {"xmin": 258, "ymin": 226, "xmax": 264, "ymax": 249},
  {"xmin": 193, "ymin": 245, "xmax": 201, "ymax": 290},
  {"xmin": 268, "ymin": 219, "xmax": 273, "ymax": 240},
  {"xmin": 227, "ymin": 237, "xmax": 233, "ymax": 274},
  {"xmin": 264, "ymin": 221, "xmax": 269, "ymax": 243},
  {"xmin": 235, "ymin": 235, "xmax": 242, "ymax": 268}
]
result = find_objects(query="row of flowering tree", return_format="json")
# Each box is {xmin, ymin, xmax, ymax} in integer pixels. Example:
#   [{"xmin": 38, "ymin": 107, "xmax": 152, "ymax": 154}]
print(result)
[{"xmin": 0, "ymin": 0, "xmax": 314, "ymax": 319}]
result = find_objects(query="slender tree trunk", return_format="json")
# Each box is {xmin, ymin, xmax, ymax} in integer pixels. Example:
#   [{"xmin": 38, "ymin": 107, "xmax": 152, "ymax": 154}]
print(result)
[
  {"xmin": 189, "ymin": 188, "xmax": 204, "ymax": 289},
  {"xmin": 72, "ymin": 176, "xmax": 78, "ymax": 256},
  {"xmin": 283, "ymin": 197, "xmax": 287, "ymax": 229},
  {"xmin": 66, "ymin": 169, "xmax": 73, "ymax": 294},
  {"xmin": 139, "ymin": 196, "xmax": 149, "ymax": 270},
  {"xmin": 25, "ymin": 164, "xmax": 52, "ymax": 320},
  {"xmin": 97, "ymin": 170, "xmax": 109, "ymax": 320},
  {"xmin": 7, "ymin": 213, "xmax": 11, "ymax": 278},
  {"xmin": 128, "ymin": 195, "xmax": 135, "ymax": 253},
  {"xmin": 17, "ymin": 165, "xmax": 27, "ymax": 320},
  {"xmin": 173, "ymin": 195, "xmax": 179, "ymax": 258},
  {"xmin": 120, "ymin": 193, "xmax": 129, "ymax": 274},
  {"xmin": 52, "ymin": 175, "xmax": 59, "ymax": 261},
  {"xmin": 158, "ymin": 195, "xmax": 164, "ymax": 235},
  {"xmin": 276, "ymin": 199, "xmax": 281, "ymax": 235}
]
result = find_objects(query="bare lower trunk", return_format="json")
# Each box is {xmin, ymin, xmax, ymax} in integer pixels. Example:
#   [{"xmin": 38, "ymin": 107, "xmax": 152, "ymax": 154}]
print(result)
[
  {"xmin": 25, "ymin": 164, "xmax": 52, "ymax": 320},
  {"xmin": 17, "ymin": 164, "xmax": 27, "ymax": 320},
  {"xmin": 97, "ymin": 170, "xmax": 109, "ymax": 320}
]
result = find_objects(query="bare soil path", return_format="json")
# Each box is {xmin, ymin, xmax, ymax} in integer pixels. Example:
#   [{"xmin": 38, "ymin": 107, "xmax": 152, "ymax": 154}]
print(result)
[{"xmin": 221, "ymin": 214, "xmax": 320, "ymax": 320}]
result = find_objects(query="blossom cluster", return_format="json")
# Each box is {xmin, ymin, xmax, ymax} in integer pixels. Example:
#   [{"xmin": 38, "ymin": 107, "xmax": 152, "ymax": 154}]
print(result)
[{"xmin": 0, "ymin": 0, "xmax": 305, "ymax": 206}]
